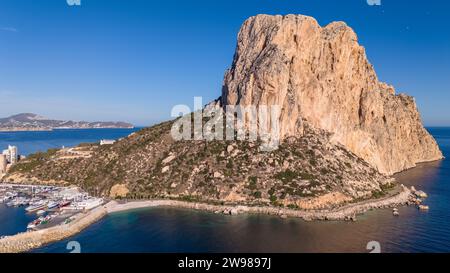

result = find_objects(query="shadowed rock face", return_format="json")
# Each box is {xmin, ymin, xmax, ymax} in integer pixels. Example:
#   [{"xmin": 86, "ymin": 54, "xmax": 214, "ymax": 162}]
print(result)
[{"xmin": 221, "ymin": 14, "xmax": 443, "ymax": 175}]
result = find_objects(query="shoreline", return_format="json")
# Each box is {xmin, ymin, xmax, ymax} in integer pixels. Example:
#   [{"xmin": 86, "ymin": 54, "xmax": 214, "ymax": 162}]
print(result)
[
  {"xmin": 106, "ymin": 185, "xmax": 413, "ymax": 221},
  {"xmin": 0, "ymin": 185, "xmax": 414, "ymax": 253}
]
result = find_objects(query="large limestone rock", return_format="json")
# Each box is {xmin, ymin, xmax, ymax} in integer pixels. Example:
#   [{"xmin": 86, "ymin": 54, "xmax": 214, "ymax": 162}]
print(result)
[{"xmin": 221, "ymin": 14, "xmax": 443, "ymax": 175}]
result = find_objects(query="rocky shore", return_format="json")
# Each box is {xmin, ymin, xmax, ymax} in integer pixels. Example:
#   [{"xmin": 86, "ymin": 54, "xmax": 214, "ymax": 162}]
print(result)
[{"xmin": 107, "ymin": 185, "xmax": 414, "ymax": 221}]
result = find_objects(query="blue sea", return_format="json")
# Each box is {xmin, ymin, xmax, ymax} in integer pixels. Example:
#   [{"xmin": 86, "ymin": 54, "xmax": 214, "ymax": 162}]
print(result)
[
  {"xmin": 0, "ymin": 128, "xmax": 141, "ymax": 156},
  {"xmin": 1, "ymin": 128, "xmax": 449, "ymax": 253}
]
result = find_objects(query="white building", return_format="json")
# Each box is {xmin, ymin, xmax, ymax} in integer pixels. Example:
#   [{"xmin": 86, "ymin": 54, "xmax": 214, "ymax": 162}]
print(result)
[
  {"xmin": 2, "ymin": 145, "xmax": 18, "ymax": 164},
  {"xmin": 8, "ymin": 145, "xmax": 17, "ymax": 164},
  {"xmin": 78, "ymin": 198, "xmax": 104, "ymax": 210},
  {"xmin": 100, "ymin": 139, "xmax": 116, "ymax": 145},
  {"xmin": 56, "ymin": 187, "xmax": 87, "ymax": 201}
]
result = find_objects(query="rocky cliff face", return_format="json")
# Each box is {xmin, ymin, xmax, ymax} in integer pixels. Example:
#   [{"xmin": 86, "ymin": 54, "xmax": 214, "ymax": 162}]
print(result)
[{"xmin": 222, "ymin": 14, "xmax": 443, "ymax": 175}]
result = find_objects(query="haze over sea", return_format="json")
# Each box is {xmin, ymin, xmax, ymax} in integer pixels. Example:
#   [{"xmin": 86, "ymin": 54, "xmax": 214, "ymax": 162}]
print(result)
[{"xmin": 1, "ymin": 127, "xmax": 449, "ymax": 253}]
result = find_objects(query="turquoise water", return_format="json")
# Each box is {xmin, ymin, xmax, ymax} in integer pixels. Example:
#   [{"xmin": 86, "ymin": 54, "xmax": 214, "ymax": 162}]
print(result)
[{"xmin": 1, "ymin": 128, "xmax": 449, "ymax": 253}]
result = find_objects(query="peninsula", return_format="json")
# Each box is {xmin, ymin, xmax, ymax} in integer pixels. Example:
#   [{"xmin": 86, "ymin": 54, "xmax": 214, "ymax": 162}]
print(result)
[{"xmin": 0, "ymin": 113, "xmax": 134, "ymax": 132}]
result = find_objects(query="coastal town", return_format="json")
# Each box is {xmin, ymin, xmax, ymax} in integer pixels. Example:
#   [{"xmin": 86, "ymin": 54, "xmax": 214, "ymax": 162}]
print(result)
[
  {"xmin": 0, "ymin": 140, "xmax": 116, "ymax": 180},
  {"xmin": 0, "ymin": 143, "xmax": 108, "ymax": 235}
]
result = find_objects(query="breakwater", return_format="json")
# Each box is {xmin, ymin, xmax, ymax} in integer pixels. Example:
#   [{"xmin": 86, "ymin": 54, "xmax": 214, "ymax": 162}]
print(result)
[{"xmin": 0, "ymin": 205, "xmax": 107, "ymax": 253}]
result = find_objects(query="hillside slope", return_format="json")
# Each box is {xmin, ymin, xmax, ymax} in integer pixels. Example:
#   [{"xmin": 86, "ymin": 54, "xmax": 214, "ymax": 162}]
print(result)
[{"xmin": 5, "ymin": 120, "xmax": 392, "ymax": 209}]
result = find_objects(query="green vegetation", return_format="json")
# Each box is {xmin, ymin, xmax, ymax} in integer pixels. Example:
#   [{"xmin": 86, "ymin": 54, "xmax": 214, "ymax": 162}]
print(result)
[
  {"xmin": 226, "ymin": 160, "xmax": 233, "ymax": 169},
  {"xmin": 248, "ymin": 176, "xmax": 258, "ymax": 190},
  {"xmin": 270, "ymin": 195, "xmax": 277, "ymax": 203},
  {"xmin": 274, "ymin": 170, "xmax": 316, "ymax": 183},
  {"xmin": 178, "ymin": 195, "xmax": 201, "ymax": 203},
  {"xmin": 371, "ymin": 190, "xmax": 386, "ymax": 199},
  {"xmin": 380, "ymin": 182, "xmax": 396, "ymax": 192},
  {"xmin": 9, "ymin": 148, "xmax": 58, "ymax": 173},
  {"xmin": 274, "ymin": 170, "xmax": 298, "ymax": 183}
]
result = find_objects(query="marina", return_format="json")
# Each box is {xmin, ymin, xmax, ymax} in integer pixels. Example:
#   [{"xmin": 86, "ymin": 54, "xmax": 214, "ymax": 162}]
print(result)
[{"xmin": 0, "ymin": 184, "xmax": 104, "ymax": 232}]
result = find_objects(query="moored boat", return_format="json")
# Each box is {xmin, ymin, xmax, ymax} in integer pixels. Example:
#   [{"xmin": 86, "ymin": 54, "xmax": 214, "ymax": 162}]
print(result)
[
  {"xmin": 58, "ymin": 200, "xmax": 71, "ymax": 208},
  {"xmin": 25, "ymin": 201, "xmax": 47, "ymax": 213},
  {"xmin": 47, "ymin": 201, "xmax": 59, "ymax": 210},
  {"xmin": 36, "ymin": 209, "xmax": 46, "ymax": 216},
  {"xmin": 27, "ymin": 218, "xmax": 41, "ymax": 229}
]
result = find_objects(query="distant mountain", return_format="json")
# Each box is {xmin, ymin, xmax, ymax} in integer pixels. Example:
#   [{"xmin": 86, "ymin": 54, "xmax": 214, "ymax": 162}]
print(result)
[{"xmin": 0, "ymin": 113, "xmax": 133, "ymax": 131}]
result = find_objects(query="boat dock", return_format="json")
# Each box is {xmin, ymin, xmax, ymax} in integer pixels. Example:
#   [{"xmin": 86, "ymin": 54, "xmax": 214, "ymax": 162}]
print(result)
[{"xmin": 1, "ymin": 183, "xmax": 104, "ymax": 231}]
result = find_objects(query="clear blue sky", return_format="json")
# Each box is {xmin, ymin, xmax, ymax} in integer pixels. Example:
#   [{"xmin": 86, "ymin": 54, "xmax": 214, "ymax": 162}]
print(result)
[{"xmin": 0, "ymin": 0, "xmax": 449, "ymax": 126}]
